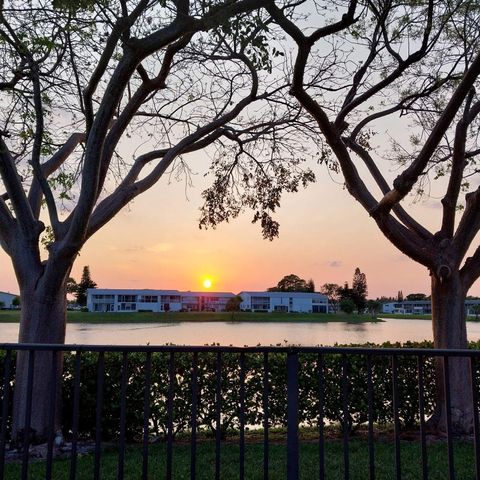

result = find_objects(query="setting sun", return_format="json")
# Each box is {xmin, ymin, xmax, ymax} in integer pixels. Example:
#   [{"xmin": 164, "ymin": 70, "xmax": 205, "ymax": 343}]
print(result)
[{"xmin": 203, "ymin": 278, "xmax": 212, "ymax": 289}]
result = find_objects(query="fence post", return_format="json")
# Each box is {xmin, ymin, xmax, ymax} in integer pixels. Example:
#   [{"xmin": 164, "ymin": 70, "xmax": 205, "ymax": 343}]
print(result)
[{"xmin": 287, "ymin": 350, "xmax": 299, "ymax": 480}]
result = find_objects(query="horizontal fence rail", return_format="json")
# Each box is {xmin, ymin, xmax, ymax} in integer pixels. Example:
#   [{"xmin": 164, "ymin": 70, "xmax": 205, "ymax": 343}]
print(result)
[{"xmin": 0, "ymin": 344, "xmax": 479, "ymax": 479}]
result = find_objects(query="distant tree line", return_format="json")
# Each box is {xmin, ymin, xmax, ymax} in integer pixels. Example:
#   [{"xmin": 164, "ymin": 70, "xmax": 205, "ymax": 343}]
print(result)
[
  {"xmin": 268, "ymin": 274, "xmax": 315, "ymax": 293},
  {"xmin": 318, "ymin": 268, "xmax": 369, "ymax": 314}
]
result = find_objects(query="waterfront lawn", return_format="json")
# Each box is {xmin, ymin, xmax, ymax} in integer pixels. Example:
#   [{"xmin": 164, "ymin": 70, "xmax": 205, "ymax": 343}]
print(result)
[
  {"xmin": 380, "ymin": 313, "xmax": 432, "ymax": 320},
  {"xmin": 4, "ymin": 438, "xmax": 476, "ymax": 479},
  {"xmin": 0, "ymin": 310, "xmax": 380, "ymax": 324}
]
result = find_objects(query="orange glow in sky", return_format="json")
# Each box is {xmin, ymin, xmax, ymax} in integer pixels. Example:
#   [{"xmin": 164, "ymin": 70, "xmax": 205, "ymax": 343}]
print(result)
[{"xmin": 1, "ymin": 149, "xmax": 480, "ymax": 299}]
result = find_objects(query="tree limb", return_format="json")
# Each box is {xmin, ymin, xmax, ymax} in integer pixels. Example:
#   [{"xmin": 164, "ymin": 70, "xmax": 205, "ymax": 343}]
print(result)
[
  {"xmin": 271, "ymin": 0, "xmax": 435, "ymax": 267},
  {"xmin": 96, "ymin": 33, "xmax": 194, "ymax": 198},
  {"xmin": 345, "ymin": 138, "xmax": 433, "ymax": 241},
  {"xmin": 29, "ymin": 60, "xmax": 60, "ymax": 232},
  {"xmin": 83, "ymin": 0, "xmax": 150, "ymax": 133},
  {"xmin": 87, "ymin": 65, "xmax": 260, "ymax": 238},
  {"xmin": 27, "ymin": 132, "xmax": 85, "ymax": 219},
  {"xmin": 461, "ymin": 244, "xmax": 480, "ymax": 290},
  {"xmin": 441, "ymin": 95, "xmax": 480, "ymax": 237},
  {"xmin": 0, "ymin": 137, "xmax": 38, "ymax": 235},
  {"xmin": 375, "ymin": 53, "xmax": 480, "ymax": 214}
]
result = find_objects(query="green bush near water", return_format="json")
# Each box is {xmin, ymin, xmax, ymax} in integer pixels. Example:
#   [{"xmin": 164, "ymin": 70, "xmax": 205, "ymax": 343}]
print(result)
[{"xmin": 2, "ymin": 341, "xmax": 476, "ymax": 442}]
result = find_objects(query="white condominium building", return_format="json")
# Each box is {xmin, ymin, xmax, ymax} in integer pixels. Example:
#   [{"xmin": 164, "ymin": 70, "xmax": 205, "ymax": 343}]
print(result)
[
  {"xmin": 239, "ymin": 291, "xmax": 329, "ymax": 313},
  {"xmin": 87, "ymin": 289, "xmax": 330, "ymax": 314},
  {"xmin": 87, "ymin": 289, "xmax": 235, "ymax": 313}
]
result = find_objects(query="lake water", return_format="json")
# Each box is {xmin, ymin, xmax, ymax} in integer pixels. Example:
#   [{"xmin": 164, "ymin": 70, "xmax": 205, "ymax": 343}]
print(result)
[{"xmin": 2, "ymin": 318, "xmax": 480, "ymax": 345}]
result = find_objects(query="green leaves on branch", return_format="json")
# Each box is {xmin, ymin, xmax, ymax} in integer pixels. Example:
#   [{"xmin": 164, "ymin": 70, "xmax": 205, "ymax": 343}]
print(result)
[
  {"xmin": 200, "ymin": 158, "xmax": 315, "ymax": 240},
  {"xmin": 47, "ymin": 172, "xmax": 76, "ymax": 201},
  {"xmin": 216, "ymin": 14, "xmax": 284, "ymax": 73}
]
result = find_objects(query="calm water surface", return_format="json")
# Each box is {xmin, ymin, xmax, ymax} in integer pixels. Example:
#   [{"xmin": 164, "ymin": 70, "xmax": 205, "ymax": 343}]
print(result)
[{"xmin": 2, "ymin": 318, "xmax": 480, "ymax": 345}]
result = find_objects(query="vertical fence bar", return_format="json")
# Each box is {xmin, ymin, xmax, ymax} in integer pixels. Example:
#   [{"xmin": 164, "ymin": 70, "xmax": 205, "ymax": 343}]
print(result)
[
  {"xmin": 367, "ymin": 354, "xmax": 375, "ymax": 480},
  {"xmin": 239, "ymin": 352, "xmax": 246, "ymax": 480},
  {"xmin": 21, "ymin": 349, "xmax": 35, "ymax": 480},
  {"xmin": 117, "ymin": 352, "xmax": 128, "ymax": 480},
  {"xmin": 166, "ymin": 352, "xmax": 175, "ymax": 480},
  {"xmin": 263, "ymin": 352, "xmax": 269, "ymax": 480},
  {"xmin": 417, "ymin": 355, "xmax": 428, "ymax": 480},
  {"xmin": 0, "ymin": 349, "xmax": 12, "ymax": 480},
  {"xmin": 471, "ymin": 357, "xmax": 480, "ymax": 480},
  {"xmin": 287, "ymin": 350, "xmax": 299, "ymax": 480},
  {"xmin": 215, "ymin": 352, "xmax": 222, "ymax": 480},
  {"xmin": 69, "ymin": 351, "xmax": 82, "ymax": 480},
  {"xmin": 318, "ymin": 353, "xmax": 325, "ymax": 480},
  {"xmin": 93, "ymin": 351, "xmax": 105, "ymax": 480},
  {"xmin": 190, "ymin": 352, "xmax": 198, "ymax": 480},
  {"xmin": 46, "ymin": 350, "xmax": 59, "ymax": 480},
  {"xmin": 443, "ymin": 356, "xmax": 455, "ymax": 480},
  {"xmin": 142, "ymin": 352, "xmax": 152, "ymax": 480},
  {"xmin": 392, "ymin": 355, "xmax": 401, "ymax": 480},
  {"xmin": 341, "ymin": 354, "xmax": 349, "ymax": 480}
]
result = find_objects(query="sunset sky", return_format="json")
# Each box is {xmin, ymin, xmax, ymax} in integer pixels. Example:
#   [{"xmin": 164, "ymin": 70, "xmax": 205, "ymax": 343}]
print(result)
[{"xmin": 1, "ymin": 146, "xmax": 476, "ymax": 300}]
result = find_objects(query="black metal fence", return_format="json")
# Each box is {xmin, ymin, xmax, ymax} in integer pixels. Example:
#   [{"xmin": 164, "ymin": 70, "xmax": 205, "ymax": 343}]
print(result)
[{"xmin": 0, "ymin": 343, "xmax": 479, "ymax": 479}]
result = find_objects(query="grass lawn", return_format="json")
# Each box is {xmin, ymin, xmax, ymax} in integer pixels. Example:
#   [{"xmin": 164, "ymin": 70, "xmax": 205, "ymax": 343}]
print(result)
[
  {"xmin": 0, "ymin": 310, "xmax": 381, "ymax": 324},
  {"xmin": 4, "ymin": 437, "xmax": 476, "ymax": 479},
  {"xmin": 379, "ymin": 313, "xmax": 432, "ymax": 320}
]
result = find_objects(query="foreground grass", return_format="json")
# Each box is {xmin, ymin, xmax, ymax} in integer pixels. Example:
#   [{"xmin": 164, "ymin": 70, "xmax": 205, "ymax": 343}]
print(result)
[
  {"xmin": 5, "ymin": 438, "xmax": 476, "ymax": 479},
  {"xmin": 0, "ymin": 310, "xmax": 381, "ymax": 324}
]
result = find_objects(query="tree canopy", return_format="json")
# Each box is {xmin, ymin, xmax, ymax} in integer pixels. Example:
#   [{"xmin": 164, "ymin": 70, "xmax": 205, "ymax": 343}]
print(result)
[
  {"xmin": 0, "ymin": 0, "xmax": 312, "ymax": 443},
  {"xmin": 268, "ymin": 274, "xmax": 315, "ymax": 292}
]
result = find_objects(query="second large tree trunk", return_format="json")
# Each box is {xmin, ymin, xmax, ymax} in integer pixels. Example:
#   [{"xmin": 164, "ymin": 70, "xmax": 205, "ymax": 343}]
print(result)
[
  {"xmin": 429, "ymin": 271, "xmax": 473, "ymax": 433},
  {"xmin": 12, "ymin": 284, "xmax": 67, "ymax": 445}
]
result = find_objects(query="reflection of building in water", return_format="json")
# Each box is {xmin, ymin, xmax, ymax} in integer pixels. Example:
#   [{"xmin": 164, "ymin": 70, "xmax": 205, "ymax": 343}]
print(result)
[{"xmin": 87, "ymin": 289, "xmax": 330, "ymax": 314}]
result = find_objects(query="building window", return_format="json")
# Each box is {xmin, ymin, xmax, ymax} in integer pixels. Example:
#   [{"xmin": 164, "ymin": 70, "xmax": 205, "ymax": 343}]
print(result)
[
  {"xmin": 118, "ymin": 303, "xmax": 136, "ymax": 311},
  {"xmin": 251, "ymin": 296, "xmax": 270, "ymax": 310},
  {"xmin": 138, "ymin": 295, "xmax": 158, "ymax": 303},
  {"xmin": 117, "ymin": 295, "xmax": 137, "ymax": 303},
  {"xmin": 92, "ymin": 294, "xmax": 114, "ymax": 300},
  {"xmin": 161, "ymin": 295, "xmax": 181, "ymax": 303}
]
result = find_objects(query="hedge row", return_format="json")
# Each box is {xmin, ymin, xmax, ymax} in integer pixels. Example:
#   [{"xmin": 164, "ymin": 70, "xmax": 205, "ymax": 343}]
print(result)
[{"xmin": 2, "ymin": 341, "xmax": 479, "ymax": 441}]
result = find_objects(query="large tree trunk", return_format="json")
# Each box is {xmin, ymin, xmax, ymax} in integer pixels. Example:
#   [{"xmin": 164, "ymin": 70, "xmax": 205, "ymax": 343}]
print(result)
[
  {"xmin": 429, "ymin": 270, "xmax": 473, "ymax": 434},
  {"xmin": 12, "ymin": 283, "xmax": 67, "ymax": 445}
]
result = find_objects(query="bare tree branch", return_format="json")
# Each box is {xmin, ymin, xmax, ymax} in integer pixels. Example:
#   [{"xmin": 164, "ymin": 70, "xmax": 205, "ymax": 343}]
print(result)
[
  {"xmin": 27, "ymin": 132, "xmax": 85, "ymax": 218},
  {"xmin": 0, "ymin": 137, "xmax": 37, "ymax": 234},
  {"xmin": 375, "ymin": 53, "xmax": 480, "ymax": 214},
  {"xmin": 345, "ymin": 138, "xmax": 433, "ymax": 241},
  {"xmin": 441, "ymin": 94, "xmax": 480, "ymax": 237}
]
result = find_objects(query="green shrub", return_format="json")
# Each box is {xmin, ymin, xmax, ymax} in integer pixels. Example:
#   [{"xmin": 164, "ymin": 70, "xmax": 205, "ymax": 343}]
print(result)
[{"xmin": 1, "ymin": 342, "xmax": 479, "ymax": 442}]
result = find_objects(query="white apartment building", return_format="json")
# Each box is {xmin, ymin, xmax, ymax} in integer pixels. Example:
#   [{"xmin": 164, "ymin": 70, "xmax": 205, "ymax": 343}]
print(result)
[
  {"xmin": 383, "ymin": 299, "xmax": 480, "ymax": 316},
  {"xmin": 382, "ymin": 301, "xmax": 432, "ymax": 315},
  {"xmin": 87, "ymin": 289, "xmax": 330, "ymax": 314},
  {"xmin": 239, "ymin": 291, "xmax": 329, "ymax": 313},
  {"xmin": 0, "ymin": 291, "xmax": 17, "ymax": 309},
  {"xmin": 87, "ymin": 289, "xmax": 235, "ymax": 313}
]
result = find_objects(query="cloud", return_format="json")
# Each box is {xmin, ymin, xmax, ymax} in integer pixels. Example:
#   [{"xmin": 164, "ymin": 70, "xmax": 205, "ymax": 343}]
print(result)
[
  {"xmin": 124, "ymin": 245, "xmax": 145, "ymax": 252},
  {"xmin": 149, "ymin": 243, "xmax": 173, "ymax": 253},
  {"xmin": 326, "ymin": 260, "xmax": 342, "ymax": 268},
  {"xmin": 107, "ymin": 245, "xmax": 144, "ymax": 253}
]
